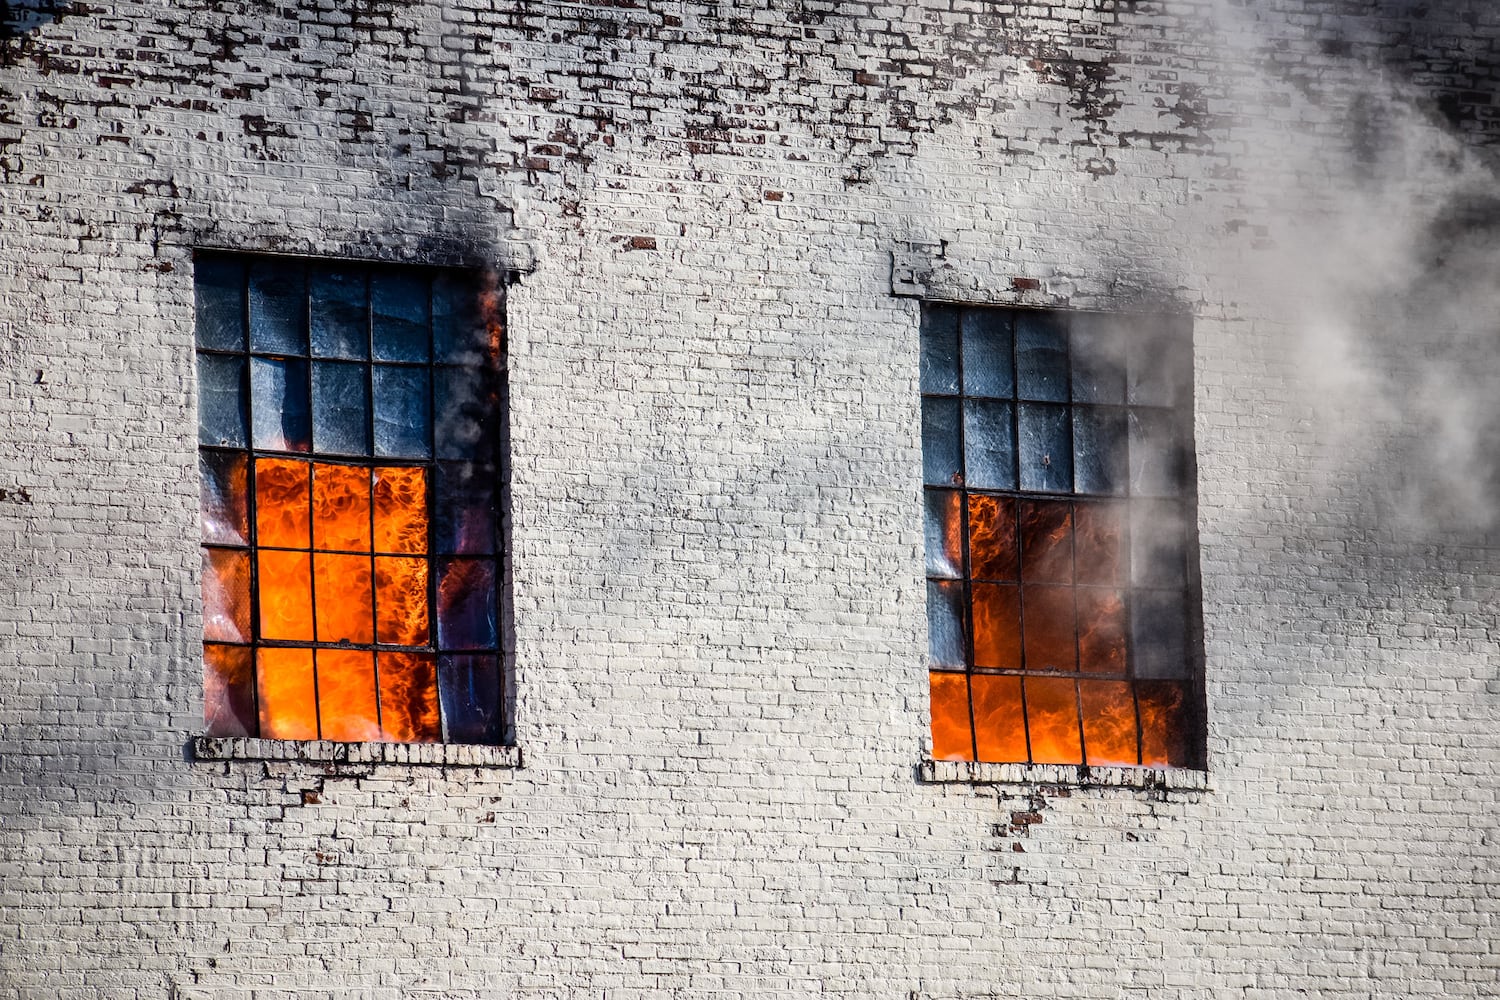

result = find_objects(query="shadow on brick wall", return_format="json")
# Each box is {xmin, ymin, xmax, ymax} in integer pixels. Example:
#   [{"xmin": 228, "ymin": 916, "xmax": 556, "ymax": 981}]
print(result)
[{"xmin": 0, "ymin": 0, "xmax": 66, "ymax": 39}]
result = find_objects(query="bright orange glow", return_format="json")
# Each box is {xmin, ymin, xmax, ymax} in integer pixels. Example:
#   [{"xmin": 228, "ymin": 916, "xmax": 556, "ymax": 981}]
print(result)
[
  {"xmin": 928, "ymin": 671, "xmax": 974, "ymax": 761},
  {"xmin": 971, "ymin": 583, "xmax": 1021, "ymax": 669},
  {"xmin": 1074, "ymin": 501, "xmax": 1124, "ymax": 586},
  {"xmin": 313, "ymin": 464, "xmax": 372, "ymax": 552},
  {"xmin": 257, "ymin": 550, "xmax": 314, "ymax": 641},
  {"xmin": 967, "ymin": 493, "xmax": 1017, "ymax": 580},
  {"xmin": 1138, "ymin": 681, "xmax": 1191, "ymax": 767},
  {"xmin": 971, "ymin": 673, "xmax": 1026, "ymax": 763},
  {"xmin": 1080, "ymin": 680, "xmax": 1138, "ymax": 766},
  {"xmin": 255, "ymin": 458, "xmax": 310, "ymax": 548},
  {"xmin": 202, "ymin": 547, "xmax": 250, "ymax": 643},
  {"xmin": 314, "ymin": 553, "xmax": 373, "ymax": 645},
  {"xmin": 479, "ymin": 272, "xmax": 505, "ymax": 361},
  {"xmin": 378, "ymin": 652, "xmax": 441, "ymax": 742},
  {"xmin": 1022, "ymin": 584, "xmax": 1075, "ymax": 671},
  {"xmin": 203, "ymin": 644, "xmax": 253, "ymax": 737},
  {"xmin": 374, "ymin": 466, "xmax": 427, "ymax": 554},
  {"xmin": 1019, "ymin": 499, "xmax": 1073, "ymax": 583},
  {"xmin": 315, "ymin": 650, "xmax": 382, "ymax": 741},
  {"xmin": 375, "ymin": 556, "xmax": 430, "ymax": 645},
  {"xmin": 257, "ymin": 647, "xmax": 318, "ymax": 740},
  {"xmin": 1076, "ymin": 589, "xmax": 1126, "ymax": 674},
  {"xmin": 1023, "ymin": 675, "xmax": 1082, "ymax": 764}
]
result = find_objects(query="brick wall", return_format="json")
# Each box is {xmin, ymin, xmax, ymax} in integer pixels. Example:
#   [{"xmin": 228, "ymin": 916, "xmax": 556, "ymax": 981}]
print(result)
[{"xmin": 0, "ymin": 1, "xmax": 1496, "ymax": 997}]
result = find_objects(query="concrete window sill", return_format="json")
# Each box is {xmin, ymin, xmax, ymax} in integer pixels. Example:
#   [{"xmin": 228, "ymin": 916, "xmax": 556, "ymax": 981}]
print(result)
[
  {"xmin": 193, "ymin": 736, "xmax": 522, "ymax": 769},
  {"xmin": 919, "ymin": 758, "xmax": 1208, "ymax": 792}
]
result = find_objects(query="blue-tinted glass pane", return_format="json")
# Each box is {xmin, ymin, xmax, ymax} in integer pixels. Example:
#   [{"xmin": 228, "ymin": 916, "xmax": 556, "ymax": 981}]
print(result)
[
  {"xmin": 438, "ymin": 654, "xmax": 503, "ymax": 744},
  {"xmin": 1070, "ymin": 314, "xmax": 1126, "ymax": 404},
  {"xmin": 250, "ymin": 357, "xmax": 311, "ymax": 452},
  {"xmin": 1131, "ymin": 589, "xmax": 1189, "ymax": 679},
  {"xmin": 1015, "ymin": 312, "xmax": 1069, "ymax": 401},
  {"xmin": 920, "ymin": 306, "xmax": 960, "ymax": 395},
  {"xmin": 1130, "ymin": 499, "xmax": 1188, "ymax": 588},
  {"xmin": 435, "ymin": 462, "xmax": 497, "ymax": 555},
  {"xmin": 312, "ymin": 361, "xmax": 371, "ymax": 456},
  {"xmin": 435, "ymin": 367, "xmax": 493, "ymax": 461},
  {"xmin": 248, "ymin": 260, "xmax": 306, "ymax": 355},
  {"xmin": 924, "ymin": 489, "xmax": 963, "ymax": 579},
  {"xmin": 1073, "ymin": 407, "xmax": 1127, "ymax": 495},
  {"xmin": 373, "ymin": 366, "xmax": 431, "ymax": 459},
  {"xmin": 921, "ymin": 396, "xmax": 962, "ymax": 487},
  {"xmin": 195, "ymin": 257, "xmax": 245, "ymax": 351},
  {"xmin": 198, "ymin": 355, "xmax": 247, "ymax": 448},
  {"xmin": 926, "ymin": 579, "xmax": 966, "ymax": 669},
  {"xmin": 1017, "ymin": 403, "xmax": 1071, "ymax": 492},
  {"xmin": 1129, "ymin": 409, "xmax": 1187, "ymax": 496},
  {"xmin": 310, "ymin": 268, "xmax": 368, "ymax": 360},
  {"xmin": 437, "ymin": 558, "xmax": 498, "ymax": 649},
  {"xmin": 963, "ymin": 400, "xmax": 1015, "ymax": 490},
  {"xmin": 373, "ymin": 272, "xmax": 430, "ymax": 362},
  {"xmin": 961, "ymin": 309, "xmax": 1013, "ymax": 398},
  {"xmin": 433, "ymin": 274, "xmax": 485, "ymax": 366}
]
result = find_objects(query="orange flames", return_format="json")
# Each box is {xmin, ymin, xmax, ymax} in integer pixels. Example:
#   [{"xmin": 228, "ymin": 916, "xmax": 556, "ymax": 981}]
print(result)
[
  {"xmin": 971, "ymin": 673, "xmax": 1026, "ymax": 763},
  {"xmin": 967, "ymin": 493, "xmax": 1016, "ymax": 579},
  {"xmin": 378, "ymin": 652, "xmax": 441, "ymax": 742},
  {"xmin": 1080, "ymin": 680, "xmax": 1137, "ymax": 766},
  {"xmin": 928, "ymin": 671, "xmax": 973, "ymax": 761},
  {"xmin": 1024, "ymin": 675, "xmax": 1082, "ymax": 764}
]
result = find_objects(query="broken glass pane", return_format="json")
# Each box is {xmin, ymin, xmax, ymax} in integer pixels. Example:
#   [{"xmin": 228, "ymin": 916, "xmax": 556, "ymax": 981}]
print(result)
[
  {"xmin": 1130, "ymin": 499, "xmax": 1187, "ymax": 588},
  {"xmin": 970, "ymin": 673, "xmax": 1026, "ymax": 763},
  {"xmin": 377, "ymin": 651, "xmax": 441, "ymax": 742},
  {"xmin": 1015, "ymin": 312, "xmax": 1068, "ymax": 402},
  {"xmin": 1076, "ymin": 588, "xmax": 1126, "ymax": 674},
  {"xmin": 373, "ymin": 365, "xmax": 431, "ymax": 459},
  {"xmin": 255, "ymin": 457, "xmax": 311, "ymax": 548},
  {"xmin": 1137, "ymin": 680, "xmax": 1193, "ymax": 767},
  {"xmin": 1128, "ymin": 409, "xmax": 1186, "ymax": 496},
  {"xmin": 373, "ymin": 272, "xmax": 430, "ymax": 363},
  {"xmin": 1080, "ymin": 679, "xmax": 1138, "ymax": 766},
  {"xmin": 256, "ymin": 647, "xmax": 318, "ymax": 740},
  {"xmin": 963, "ymin": 399, "xmax": 1015, "ymax": 490},
  {"xmin": 435, "ymin": 367, "xmax": 489, "ymax": 461},
  {"xmin": 433, "ymin": 274, "xmax": 484, "ymax": 366},
  {"xmin": 312, "ymin": 361, "xmax": 371, "ymax": 456},
  {"xmin": 375, "ymin": 556, "xmax": 430, "ymax": 646},
  {"xmin": 314, "ymin": 553, "xmax": 374, "ymax": 645},
  {"xmin": 200, "ymin": 450, "xmax": 249, "ymax": 546},
  {"xmin": 312, "ymin": 463, "xmax": 371, "ymax": 552},
  {"xmin": 923, "ymin": 489, "xmax": 963, "ymax": 579},
  {"xmin": 1017, "ymin": 403, "xmax": 1071, "ymax": 492},
  {"xmin": 1069, "ymin": 314, "xmax": 1126, "ymax": 404},
  {"xmin": 928, "ymin": 670, "xmax": 974, "ymax": 762},
  {"xmin": 1073, "ymin": 406, "xmax": 1127, "ymax": 495},
  {"xmin": 195, "ymin": 257, "xmax": 245, "ymax": 351},
  {"xmin": 310, "ymin": 267, "xmax": 369, "ymax": 360},
  {"xmin": 250, "ymin": 357, "xmax": 311, "ymax": 453},
  {"xmin": 203, "ymin": 644, "xmax": 255, "ymax": 738},
  {"xmin": 1130, "ymin": 589, "xmax": 1189, "ymax": 679},
  {"xmin": 919, "ymin": 305, "xmax": 960, "ymax": 395},
  {"xmin": 1127, "ymin": 319, "xmax": 1190, "ymax": 407},
  {"xmin": 248, "ymin": 259, "xmax": 307, "ymax": 355},
  {"xmin": 438, "ymin": 557, "xmax": 498, "ymax": 650},
  {"xmin": 439, "ymin": 654, "xmax": 503, "ymax": 744},
  {"xmin": 926, "ymin": 580, "xmax": 966, "ymax": 669},
  {"xmin": 1022, "ymin": 584, "xmax": 1076, "ymax": 671},
  {"xmin": 1019, "ymin": 499, "xmax": 1073, "ymax": 584},
  {"xmin": 201, "ymin": 547, "xmax": 250, "ymax": 643},
  {"xmin": 315, "ymin": 649, "xmax": 381, "ymax": 742},
  {"xmin": 257, "ymin": 550, "xmax": 314, "ymax": 642},
  {"xmin": 971, "ymin": 582, "xmax": 1021, "ymax": 669},
  {"xmin": 435, "ymin": 462, "xmax": 495, "ymax": 555},
  {"xmin": 961, "ymin": 309, "xmax": 1013, "ymax": 398},
  {"xmin": 197, "ymin": 355, "xmax": 247, "ymax": 448},
  {"xmin": 1073, "ymin": 501, "xmax": 1126, "ymax": 586},
  {"xmin": 921, "ymin": 396, "xmax": 962, "ymax": 487},
  {"xmin": 967, "ymin": 493, "xmax": 1018, "ymax": 581},
  {"xmin": 1023, "ymin": 675, "xmax": 1082, "ymax": 764}
]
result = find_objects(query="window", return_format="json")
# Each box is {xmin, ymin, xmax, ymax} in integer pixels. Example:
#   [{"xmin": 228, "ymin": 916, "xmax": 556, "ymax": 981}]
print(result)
[
  {"xmin": 920, "ymin": 305, "xmax": 1203, "ymax": 769},
  {"xmin": 195, "ymin": 253, "xmax": 507, "ymax": 745}
]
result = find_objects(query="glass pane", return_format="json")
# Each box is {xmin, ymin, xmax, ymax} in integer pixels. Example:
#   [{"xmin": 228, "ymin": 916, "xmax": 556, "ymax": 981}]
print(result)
[
  {"xmin": 310, "ymin": 267, "xmax": 368, "ymax": 360},
  {"xmin": 1022, "ymin": 584, "xmax": 1075, "ymax": 671},
  {"xmin": 1015, "ymin": 312, "xmax": 1068, "ymax": 402},
  {"xmin": 438, "ymin": 558, "xmax": 498, "ymax": 650},
  {"xmin": 197, "ymin": 355, "xmax": 247, "ymax": 448},
  {"xmin": 1073, "ymin": 407, "xmax": 1127, "ymax": 495},
  {"xmin": 435, "ymin": 462, "xmax": 496, "ymax": 555},
  {"xmin": 257, "ymin": 647, "xmax": 318, "ymax": 740},
  {"xmin": 1130, "ymin": 499, "xmax": 1187, "ymax": 588},
  {"xmin": 439, "ymin": 653, "xmax": 503, "ymax": 744},
  {"xmin": 315, "ymin": 650, "xmax": 381, "ymax": 742},
  {"xmin": 920, "ymin": 396, "xmax": 961, "ymax": 487},
  {"xmin": 961, "ymin": 309, "xmax": 1013, "ymax": 397},
  {"xmin": 1080, "ymin": 679, "xmax": 1138, "ymax": 766},
  {"xmin": 926, "ymin": 580, "xmax": 966, "ymax": 669},
  {"xmin": 254, "ymin": 457, "xmax": 310, "ymax": 549},
  {"xmin": 971, "ymin": 673, "xmax": 1026, "ymax": 763},
  {"xmin": 377, "ymin": 651, "xmax": 441, "ymax": 742},
  {"xmin": 250, "ymin": 357, "xmax": 311, "ymax": 453},
  {"xmin": 1129, "ymin": 409, "xmax": 1187, "ymax": 496},
  {"xmin": 1069, "ymin": 314, "xmax": 1127, "ymax": 404},
  {"xmin": 195, "ymin": 257, "xmax": 245, "ymax": 351},
  {"xmin": 312, "ymin": 361, "xmax": 371, "ymax": 456},
  {"xmin": 971, "ymin": 582, "xmax": 1021, "ymax": 669},
  {"xmin": 1076, "ymin": 589, "xmax": 1126, "ymax": 674},
  {"xmin": 919, "ymin": 306, "xmax": 959, "ymax": 395},
  {"xmin": 312, "ymin": 463, "xmax": 371, "ymax": 552},
  {"xmin": 257, "ymin": 550, "xmax": 314, "ymax": 641},
  {"xmin": 923, "ymin": 489, "xmax": 963, "ymax": 579},
  {"xmin": 963, "ymin": 400, "xmax": 1015, "ymax": 490},
  {"xmin": 1074, "ymin": 501, "xmax": 1126, "ymax": 586},
  {"xmin": 967, "ymin": 493, "xmax": 1017, "ymax": 581},
  {"xmin": 928, "ymin": 671, "xmax": 973, "ymax": 762},
  {"xmin": 1019, "ymin": 499, "xmax": 1072, "ymax": 584},
  {"xmin": 433, "ymin": 274, "xmax": 485, "ymax": 366},
  {"xmin": 375, "ymin": 556, "xmax": 430, "ymax": 646},
  {"xmin": 314, "ymin": 553, "xmax": 374, "ymax": 645},
  {"xmin": 1131, "ymin": 589, "xmax": 1189, "ymax": 679},
  {"xmin": 435, "ymin": 367, "xmax": 492, "ymax": 461},
  {"xmin": 1017, "ymin": 403, "xmax": 1071, "ymax": 493},
  {"xmin": 1137, "ymin": 680, "xmax": 1193, "ymax": 767},
  {"xmin": 373, "ymin": 272, "xmax": 430, "ymax": 363},
  {"xmin": 1023, "ymin": 676, "xmax": 1082, "ymax": 764},
  {"xmin": 373, "ymin": 466, "xmax": 428, "ymax": 554},
  {"xmin": 1127, "ymin": 320, "xmax": 1190, "ymax": 407},
  {"xmin": 201, "ymin": 547, "xmax": 250, "ymax": 643},
  {"xmin": 248, "ymin": 260, "xmax": 306, "ymax": 355},
  {"xmin": 373, "ymin": 365, "xmax": 431, "ymax": 459},
  {"xmin": 203, "ymin": 644, "xmax": 255, "ymax": 738},
  {"xmin": 200, "ymin": 451, "xmax": 249, "ymax": 546}
]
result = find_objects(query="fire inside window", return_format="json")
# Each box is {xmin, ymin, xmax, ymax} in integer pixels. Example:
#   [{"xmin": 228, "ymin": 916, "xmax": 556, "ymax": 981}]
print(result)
[
  {"xmin": 921, "ymin": 306, "xmax": 1204, "ymax": 769},
  {"xmin": 195, "ymin": 253, "xmax": 507, "ymax": 744}
]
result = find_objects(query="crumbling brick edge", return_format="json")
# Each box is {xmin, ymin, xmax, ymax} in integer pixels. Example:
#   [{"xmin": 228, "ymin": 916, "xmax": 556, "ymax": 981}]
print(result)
[
  {"xmin": 192, "ymin": 736, "xmax": 522, "ymax": 769},
  {"xmin": 918, "ymin": 758, "xmax": 1209, "ymax": 792}
]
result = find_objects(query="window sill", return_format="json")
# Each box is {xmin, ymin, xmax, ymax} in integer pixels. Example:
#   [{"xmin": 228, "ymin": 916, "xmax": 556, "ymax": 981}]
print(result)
[
  {"xmin": 193, "ymin": 736, "xmax": 522, "ymax": 769},
  {"xmin": 919, "ymin": 758, "xmax": 1208, "ymax": 791}
]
